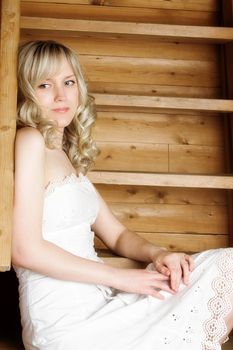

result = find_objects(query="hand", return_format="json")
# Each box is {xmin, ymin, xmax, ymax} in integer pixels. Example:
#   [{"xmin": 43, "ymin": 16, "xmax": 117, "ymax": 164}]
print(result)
[
  {"xmin": 152, "ymin": 251, "xmax": 195, "ymax": 292},
  {"xmin": 114, "ymin": 268, "xmax": 176, "ymax": 300}
]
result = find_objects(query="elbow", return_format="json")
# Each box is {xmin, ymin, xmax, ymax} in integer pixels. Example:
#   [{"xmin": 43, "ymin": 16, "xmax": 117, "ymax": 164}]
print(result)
[
  {"xmin": 11, "ymin": 245, "xmax": 28, "ymax": 268},
  {"xmin": 11, "ymin": 241, "xmax": 35, "ymax": 269}
]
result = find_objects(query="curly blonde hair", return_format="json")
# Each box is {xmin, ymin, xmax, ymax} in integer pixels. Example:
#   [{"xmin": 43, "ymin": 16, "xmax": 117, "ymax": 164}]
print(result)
[{"xmin": 17, "ymin": 40, "xmax": 99, "ymax": 174}]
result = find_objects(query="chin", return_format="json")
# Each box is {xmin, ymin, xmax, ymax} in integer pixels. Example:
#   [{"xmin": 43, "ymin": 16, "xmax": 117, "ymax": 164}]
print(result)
[{"xmin": 56, "ymin": 118, "xmax": 74, "ymax": 128}]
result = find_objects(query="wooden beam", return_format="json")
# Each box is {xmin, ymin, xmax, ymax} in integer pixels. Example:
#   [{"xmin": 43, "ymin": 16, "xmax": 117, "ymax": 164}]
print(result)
[
  {"xmin": 20, "ymin": 17, "xmax": 233, "ymax": 43},
  {"xmin": 20, "ymin": 0, "xmax": 219, "ymax": 12},
  {"xmin": 93, "ymin": 94, "xmax": 233, "ymax": 113},
  {"xmin": 221, "ymin": 0, "xmax": 233, "ymax": 247},
  {"xmin": 88, "ymin": 171, "xmax": 233, "ymax": 189},
  {"xmin": 0, "ymin": 0, "xmax": 20, "ymax": 271}
]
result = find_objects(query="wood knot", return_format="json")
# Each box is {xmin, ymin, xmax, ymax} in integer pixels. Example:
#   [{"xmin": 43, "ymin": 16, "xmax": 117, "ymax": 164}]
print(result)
[
  {"xmin": 127, "ymin": 188, "xmax": 137, "ymax": 195},
  {"xmin": 0, "ymin": 125, "xmax": 10, "ymax": 131},
  {"xmin": 104, "ymin": 154, "xmax": 112, "ymax": 160},
  {"xmin": 157, "ymin": 191, "xmax": 165, "ymax": 199},
  {"xmin": 181, "ymin": 138, "xmax": 189, "ymax": 145},
  {"xmin": 92, "ymin": 0, "xmax": 105, "ymax": 5}
]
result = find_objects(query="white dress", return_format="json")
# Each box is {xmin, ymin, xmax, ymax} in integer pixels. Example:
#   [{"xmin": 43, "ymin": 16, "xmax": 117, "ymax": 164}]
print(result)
[{"xmin": 14, "ymin": 173, "xmax": 233, "ymax": 350}]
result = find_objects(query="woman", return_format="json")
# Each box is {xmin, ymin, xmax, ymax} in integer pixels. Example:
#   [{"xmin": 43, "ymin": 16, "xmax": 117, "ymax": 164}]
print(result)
[{"xmin": 12, "ymin": 40, "xmax": 233, "ymax": 350}]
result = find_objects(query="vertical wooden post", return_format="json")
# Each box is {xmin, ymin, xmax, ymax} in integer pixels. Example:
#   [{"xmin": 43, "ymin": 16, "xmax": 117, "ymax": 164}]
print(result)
[
  {"xmin": 221, "ymin": 0, "xmax": 233, "ymax": 246},
  {"xmin": 0, "ymin": 0, "xmax": 20, "ymax": 271}
]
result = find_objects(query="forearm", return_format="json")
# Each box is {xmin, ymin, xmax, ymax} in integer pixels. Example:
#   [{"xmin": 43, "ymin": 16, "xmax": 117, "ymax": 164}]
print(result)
[
  {"xmin": 12, "ymin": 238, "xmax": 117, "ymax": 287},
  {"xmin": 113, "ymin": 229, "xmax": 166, "ymax": 263}
]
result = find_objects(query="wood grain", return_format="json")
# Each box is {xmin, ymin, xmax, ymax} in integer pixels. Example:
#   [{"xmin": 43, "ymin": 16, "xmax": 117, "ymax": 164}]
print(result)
[
  {"xmin": 20, "ymin": 2, "xmax": 218, "ymax": 26},
  {"xmin": 0, "ymin": 0, "xmax": 19, "ymax": 271},
  {"xmin": 20, "ymin": 17, "xmax": 233, "ymax": 42},
  {"xmin": 94, "ymin": 112, "xmax": 224, "ymax": 146},
  {"xmin": 89, "ymin": 172, "xmax": 233, "ymax": 189}
]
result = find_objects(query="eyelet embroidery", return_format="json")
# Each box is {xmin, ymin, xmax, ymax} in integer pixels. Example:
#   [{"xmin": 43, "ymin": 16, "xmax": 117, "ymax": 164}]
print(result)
[
  {"xmin": 44, "ymin": 173, "xmax": 87, "ymax": 197},
  {"xmin": 202, "ymin": 249, "xmax": 233, "ymax": 349}
]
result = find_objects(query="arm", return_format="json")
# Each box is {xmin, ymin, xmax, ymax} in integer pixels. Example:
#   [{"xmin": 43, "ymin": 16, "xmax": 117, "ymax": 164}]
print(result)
[
  {"xmin": 12, "ymin": 127, "xmax": 116, "ymax": 286},
  {"xmin": 92, "ymin": 193, "xmax": 166, "ymax": 263},
  {"xmin": 92, "ymin": 189, "xmax": 195, "ymax": 292},
  {"xmin": 12, "ymin": 127, "xmax": 173, "ymax": 299}
]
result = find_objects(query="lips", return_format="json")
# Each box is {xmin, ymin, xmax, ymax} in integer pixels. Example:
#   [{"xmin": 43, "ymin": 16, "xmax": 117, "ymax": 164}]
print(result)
[{"xmin": 52, "ymin": 107, "xmax": 70, "ymax": 113}]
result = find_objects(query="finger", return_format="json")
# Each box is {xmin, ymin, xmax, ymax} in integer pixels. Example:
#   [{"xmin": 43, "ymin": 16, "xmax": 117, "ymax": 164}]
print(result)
[
  {"xmin": 155, "ymin": 262, "xmax": 170, "ymax": 276},
  {"xmin": 170, "ymin": 266, "xmax": 182, "ymax": 292},
  {"xmin": 149, "ymin": 290, "xmax": 165, "ymax": 300},
  {"xmin": 148, "ymin": 271, "xmax": 169, "ymax": 280},
  {"xmin": 186, "ymin": 255, "xmax": 195, "ymax": 271},
  {"xmin": 181, "ymin": 258, "xmax": 190, "ymax": 285},
  {"xmin": 151, "ymin": 280, "xmax": 176, "ymax": 295},
  {"xmin": 160, "ymin": 266, "xmax": 170, "ymax": 276}
]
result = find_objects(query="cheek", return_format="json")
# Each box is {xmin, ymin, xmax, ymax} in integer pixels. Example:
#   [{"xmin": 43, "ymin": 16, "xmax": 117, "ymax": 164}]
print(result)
[
  {"xmin": 72, "ymin": 91, "xmax": 79, "ymax": 108},
  {"xmin": 35, "ymin": 92, "xmax": 51, "ymax": 108}
]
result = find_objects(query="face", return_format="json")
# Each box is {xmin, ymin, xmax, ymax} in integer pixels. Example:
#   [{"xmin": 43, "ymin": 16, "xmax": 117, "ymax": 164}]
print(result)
[{"xmin": 34, "ymin": 57, "xmax": 79, "ymax": 130}]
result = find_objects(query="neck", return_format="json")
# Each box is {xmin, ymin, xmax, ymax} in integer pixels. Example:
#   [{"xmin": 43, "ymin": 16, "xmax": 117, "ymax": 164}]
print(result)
[{"xmin": 53, "ymin": 128, "xmax": 64, "ymax": 149}]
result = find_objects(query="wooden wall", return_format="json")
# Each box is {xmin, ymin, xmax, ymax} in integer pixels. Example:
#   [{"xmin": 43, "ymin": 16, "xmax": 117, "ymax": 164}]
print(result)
[
  {"xmin": 0, "ymin": 1, "xmax": 232, "ymax": 347},
  {"xmin": 19, "ymin": 0, "xmax": 233, "ymax": 254}
]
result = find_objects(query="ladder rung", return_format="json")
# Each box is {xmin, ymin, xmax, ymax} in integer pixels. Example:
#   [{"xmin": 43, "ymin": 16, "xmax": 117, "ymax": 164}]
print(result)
[
  {"xmin": 89, "ymin": 171, "xmax": 233, "ymax": 189},
  {"xmin": 20, "ymin": 17, "xmax": 233, "ymax": 43},
  {"xmin": 93, "ymin": 94, "xmax": 233, "ymax": 113}
]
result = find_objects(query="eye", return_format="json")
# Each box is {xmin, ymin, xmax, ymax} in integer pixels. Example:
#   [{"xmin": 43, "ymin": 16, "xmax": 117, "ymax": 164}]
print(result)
[
  {"xmin": 65, "ymin": 80, "xmax": 75, "ymax": 86},
  {"xmin": 37, "ymin": 83, "xmax": 50, "ymax": 89}
]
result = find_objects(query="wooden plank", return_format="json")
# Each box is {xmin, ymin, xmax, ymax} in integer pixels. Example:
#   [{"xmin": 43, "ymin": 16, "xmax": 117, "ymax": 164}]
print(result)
[
  {"xmin": 89, "ymin": 82, "xmax": 221, "ymax": 99},
  {"xmin": 20, "ymin": 33, "xmax": 220, "ymax": 61},
  {"xmin": 101, "ymin": 256, "xmax": 145, "ymax": 269},
  {"xmin": 94, "ymin": 112, "xmax": 224, "ymax": 146},
  {"xmin": 0, "ymin": 0, "xmax": 20, "ymax": 271},
  {"xmin": 94, "ymin": 142, "xmax": 224, "ymax": 174},
  {"xmin": 20, "ymin": 0, "xmax": 219, "ymax": 12},
  {"xmin": 94, "ymin": 1, "xmax": 219, "ymax": 12},
  {"xmin": 169, "ymin": 145, "xmax": 225, "ymax": 174},
  {"xmin": 95, "ymin": 143, "xmax": 168, "ymax": 172},
  {"xmin": 94, "ymin": 94, "xmax": 233, "ymax": 113},
  {"xmin": 97, "ymin": 0, "xmax": 219, "ymax": 12},
  {"xmin": 88, "ymin": 171, "xmax": 233, "ymax": 189},
  {"xmin": 95, "ymin": 184, "xmax": 227, "ymax": 205},
  {"xmin": 81, "ymin": 56, "xmax": 218, "ymax": 87},
  {"xmin": 20, "ymin": 17, "xmax": 233, "ymax": 42},
  {"xmin": 108, "ymin": 203, "xmax": 228, "ymax": 234},
  {"xmin": 96, "ymin": 232, "xmax": 229, "ymax": 253},
  {"xmin": 20, "ymin": 3, "xmax": 218, "ymax": 26}
]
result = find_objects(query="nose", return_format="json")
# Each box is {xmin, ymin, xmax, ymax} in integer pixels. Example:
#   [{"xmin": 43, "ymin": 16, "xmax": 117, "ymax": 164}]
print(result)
[{"xmin": 54, "ymin": 84, "xmax": 66, "ymax": 102}]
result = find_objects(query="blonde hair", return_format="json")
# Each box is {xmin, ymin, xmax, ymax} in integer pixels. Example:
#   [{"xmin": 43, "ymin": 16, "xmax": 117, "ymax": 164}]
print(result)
[{"xmin": 17, "ymin": 40, "xmax": 99, "ymax": 174}]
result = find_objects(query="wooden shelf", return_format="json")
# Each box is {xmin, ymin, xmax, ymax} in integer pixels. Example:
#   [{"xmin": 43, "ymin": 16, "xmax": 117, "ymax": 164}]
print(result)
[
  {"xmin": 88, "ymin": 171, "xmax": 233, "ymax": 189},
  {"xmin": 20, "ymin": 17, "xmax": 233, "ymax": 43},
  {"xmin": 93, "ymin": 94, "xmax": 233, "ymax": 113}
]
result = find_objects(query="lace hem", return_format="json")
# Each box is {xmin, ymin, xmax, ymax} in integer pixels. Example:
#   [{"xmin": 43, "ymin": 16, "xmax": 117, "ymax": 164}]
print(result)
[
  {"xmin": 44, "ymin": 173, "xmax": 87, "ymax": 197},
  {"xmin": 202, "ymin": 249, "xmax": 233, "ymax": 350}
]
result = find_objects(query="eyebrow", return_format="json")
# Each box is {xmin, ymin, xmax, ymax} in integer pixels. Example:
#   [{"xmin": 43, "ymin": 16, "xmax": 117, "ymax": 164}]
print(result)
[
  {"xmin": 43, "ymin": 74, "xmax": 76, "ymax": 82},
  {"xmin": 64, "ymin": 74, "xmax": 76, "ymax": 79}
]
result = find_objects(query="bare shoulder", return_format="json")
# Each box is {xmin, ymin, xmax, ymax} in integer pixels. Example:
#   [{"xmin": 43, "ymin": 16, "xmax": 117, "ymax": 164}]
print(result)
[
  {"xmin": 14, "ymin": 127, "xmax": 45, "ymax": 192},
  {"xmin": 15, "ymin": 126, "xmax": 45, "ymax": 150}
]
